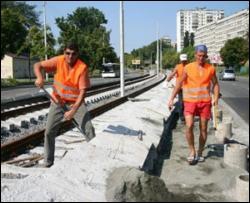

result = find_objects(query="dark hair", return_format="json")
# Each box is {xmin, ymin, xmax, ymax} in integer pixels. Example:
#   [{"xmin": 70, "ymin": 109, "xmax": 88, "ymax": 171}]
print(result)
[{"xmin": 64, "ymin": 42, "xmax": 79, "ymax": 52}]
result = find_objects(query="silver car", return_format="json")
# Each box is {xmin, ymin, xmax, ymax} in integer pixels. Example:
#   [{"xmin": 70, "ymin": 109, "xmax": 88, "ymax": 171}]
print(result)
[{"xmin": 219, "ymin": 69, "xmax": 236, "ymax": 81}]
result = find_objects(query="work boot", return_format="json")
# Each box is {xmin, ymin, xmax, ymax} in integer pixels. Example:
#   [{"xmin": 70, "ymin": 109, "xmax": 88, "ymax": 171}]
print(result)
[{"xmin": 42, "ymin": 162, "xmax": 53, "ymax": 168}]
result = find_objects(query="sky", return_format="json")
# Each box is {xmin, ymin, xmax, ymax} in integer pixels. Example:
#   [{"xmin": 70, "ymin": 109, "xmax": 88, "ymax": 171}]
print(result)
[{"xmin": 28, "ymin": 1, "xmax": 249, "ymax": 55}]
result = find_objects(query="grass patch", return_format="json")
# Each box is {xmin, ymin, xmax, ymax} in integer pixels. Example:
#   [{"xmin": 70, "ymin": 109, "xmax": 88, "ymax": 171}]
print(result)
[{"xmin": 1, "ymin": 78, "xmax": 53, "ymax": 88}]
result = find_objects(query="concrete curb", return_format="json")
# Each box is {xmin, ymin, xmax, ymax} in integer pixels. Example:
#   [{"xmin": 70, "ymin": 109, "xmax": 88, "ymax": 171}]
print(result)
[
  {"xmin": 219, "ymin": 98, "xmax": 249, "ymax": 132},
  {"xmin": 1, "ymin": 92, "xmax": 46, "ymax": 105}
]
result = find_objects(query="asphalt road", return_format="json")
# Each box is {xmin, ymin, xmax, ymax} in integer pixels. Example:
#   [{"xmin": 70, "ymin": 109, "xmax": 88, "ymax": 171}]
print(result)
[{"xmin": 218, "ymin": 76, "xmax": 249, "ymax": 124}]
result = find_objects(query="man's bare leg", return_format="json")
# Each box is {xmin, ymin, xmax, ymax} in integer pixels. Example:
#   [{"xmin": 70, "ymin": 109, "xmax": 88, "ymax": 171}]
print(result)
[
  {"xmin": 198, "ymin": 117, "xmax": 209, "ymax": 156},
  {"xmin": 185, "ymin": 115, "xmax": 196, "ymax": 157}
]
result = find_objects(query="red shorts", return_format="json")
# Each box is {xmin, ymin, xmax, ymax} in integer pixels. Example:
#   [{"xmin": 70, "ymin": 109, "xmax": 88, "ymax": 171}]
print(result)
[{"xmin": 183, "ymin": 102, "xmax": 211, "ymax": 120}]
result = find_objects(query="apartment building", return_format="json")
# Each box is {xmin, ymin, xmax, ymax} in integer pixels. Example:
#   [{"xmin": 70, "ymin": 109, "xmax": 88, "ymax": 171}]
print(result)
[
  {"xmin": 176, "ymin": 7, "xmax": 224, "ymax": 52},
  {"xmin": 195, "ymin": 8, "xmax": 249, "ymax": 64}
]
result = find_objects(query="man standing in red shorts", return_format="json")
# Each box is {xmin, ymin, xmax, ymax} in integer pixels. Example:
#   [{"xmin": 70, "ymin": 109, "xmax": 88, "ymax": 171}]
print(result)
[{"xmin": 168, "ymin": 45, "xmax": 220, "ymax": 165}]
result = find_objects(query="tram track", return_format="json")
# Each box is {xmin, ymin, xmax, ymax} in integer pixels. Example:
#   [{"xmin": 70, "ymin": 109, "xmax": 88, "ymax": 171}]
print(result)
[
  {"xmin": 1, "ymin": 74, "xmax": 152, "ymax": 120},
  {"xmin": 1, "ymin": 75, "xmax": 165, "ymax": 163}
]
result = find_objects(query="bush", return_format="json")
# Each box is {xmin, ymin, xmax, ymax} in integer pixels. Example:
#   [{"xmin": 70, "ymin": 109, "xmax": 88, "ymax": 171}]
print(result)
[
  {"xmin": 239, "ymin": 66, "xmax": 249, "ymax": 76},
  {"xmin": 1, "ymin": 77, "xmax": 17, "ymax": 87}
]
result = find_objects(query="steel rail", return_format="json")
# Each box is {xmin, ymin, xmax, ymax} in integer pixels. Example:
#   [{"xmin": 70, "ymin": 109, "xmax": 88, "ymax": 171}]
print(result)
[
  {"xmin": 1, "ymin": 76, "xmax": 165, "ymax": 162},
  {"xmin": 1, "ymin": 75, "xmax": 154, "ymax": 120}
]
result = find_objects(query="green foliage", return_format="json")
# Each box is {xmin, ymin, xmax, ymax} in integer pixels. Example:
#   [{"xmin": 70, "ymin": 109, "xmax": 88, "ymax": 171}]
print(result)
[
  {"xmin": 1, "ymin": 1, "xmax": 40, "ymax": 28},
  {"xmin": 184, "ymin": 31, "xmax": 190, "ymax": 48},
  {"xmin": 55, "ymin": 7, "xmax": 118, "ymax": 72},
  {"xmin": 128, "ymin": 40, "xmax": 173, "ymax": 68},
  {"xmin": 183, "ymin": 31, "xmax": 195, "ymax": 49},
  {"xmin": 1, "ymin": 1, "xmax": 40, "ymax": 59},
  {"xmin": 1, "ymin": 77, "xmax": 17, "ymax": 87},
  {"xmin": 181, "ymin": 46, "xmax": 195, "ymax": 62},
  {"xmin": 1, "ymin": 8, "xmax": 27, "ymax": 59},
  {"xmin": 18, "ymin": 25, "xmax": 56, "ymax": 60},
  {"xmin": 190, "ymin": 33, "xmax": 195, "ymax": 47},
  {"xmin": 220, "ymin": 37, "xmax": 249, "ymax": 71},
  {"xmin": 163, "ymin": 49, "xmax": 179, "ymax": 69}
]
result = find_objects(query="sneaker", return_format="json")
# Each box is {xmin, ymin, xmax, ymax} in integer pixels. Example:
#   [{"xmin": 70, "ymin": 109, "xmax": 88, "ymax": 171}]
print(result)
[
  {"xmin": 196, "ymin": 155, "xmax": 205, "ymax": 162},
  {"xmin": 42, "ymin": 162, "xmax": 53, "ymax": 168},
  {"xmin": 187, "ymin": 155, "xmax": 197, "ymax": 165}
]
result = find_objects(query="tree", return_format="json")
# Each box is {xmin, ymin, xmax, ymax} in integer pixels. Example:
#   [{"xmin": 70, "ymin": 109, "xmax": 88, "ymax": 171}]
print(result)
[
  {"xmin": 190, "ymin": 33, "xmax": 195, "ymax": 47},
  {"xmin": 1, "ymin": 1, "xmax": 40, "ymax": 59},
  {"xmin": 1, "ymin": 8, "xmax": 27, "ymax": 59},
  {"xmin": 55, "ymin": 7, "xmax": 117, "ymax": 72},
  {"xmin": 220, "ymin": 37, "xmax": 249, "ymax": 71},
  {"xmin": 1, "ymin": 1, "xmax": 40, "ymax": 28},
  {"xmin": 18, "ymin": 25, "xmax": 56, "ymax": 60},
  {"xmin": 182, "ymin": 46, "xmax": 195, "ymax": 62},
  {"xmin": 162, "ymin": 49, "xmax": 179, "ymax": 69},
  {"xmin": 184, "ymin": 31, "xmax": 190, "ymax": 48}
]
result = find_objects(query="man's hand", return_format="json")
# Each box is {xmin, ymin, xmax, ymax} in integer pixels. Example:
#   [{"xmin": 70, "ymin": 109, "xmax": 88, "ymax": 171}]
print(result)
[
  {"xmin": 168, "ymin": 99, "xmax": 174, "ymax": 111},
  {"xmin": 35, "ymin": 77, "xmax": 44, "ymax": 88},
  {"xmin": 64, "ymin": 109, "xmax": 76, "ymax": 120},
  {"xmin": 212, "ymin": 98, "xmax": 218, "ymax": 106}
]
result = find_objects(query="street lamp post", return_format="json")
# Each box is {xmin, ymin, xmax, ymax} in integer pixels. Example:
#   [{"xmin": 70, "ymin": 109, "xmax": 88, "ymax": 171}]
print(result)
[
  {"xmin": 43, "ymin": 1, "xmax": 49, "ymax": 81},
  {"xmin": 156, "ymin": 23, "xmax": 159, "ymax": 77},
  {"xmin": 120, "ymin": 1, "xmax": 125, "ymax": 97},
  {"xmin": 102, "ymin": 33, "xmax": 105, "ymax": 65},
  {"xmin": 160, "ymin": 38, "xmax": 162, "ymax": 73}
]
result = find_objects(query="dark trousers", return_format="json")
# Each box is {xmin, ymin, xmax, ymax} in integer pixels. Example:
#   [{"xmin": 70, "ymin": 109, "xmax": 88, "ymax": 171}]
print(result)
[
  {"xmin": 44, "ymin": 102, "xmax": 95, "ymax": 165},
  {"xmin": 177, "ymin": 90, "xmax": 184, "ymax": 120}
]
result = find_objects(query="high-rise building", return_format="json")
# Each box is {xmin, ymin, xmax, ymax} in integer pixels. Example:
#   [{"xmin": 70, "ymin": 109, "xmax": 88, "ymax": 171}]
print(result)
[
  {"xmin": 176, "ymin": 7, "xmax": 224, "ymax": 52},
  {"xmin": 195, "ymin": 8, "xmax": 249, "ymax": 65}
]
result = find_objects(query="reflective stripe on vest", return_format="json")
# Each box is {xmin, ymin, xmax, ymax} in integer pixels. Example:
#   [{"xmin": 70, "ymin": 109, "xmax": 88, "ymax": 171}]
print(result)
[
  {"xmin": 54, "ymin": 80, "xmax": 79, "ymax": 92},
  {"xmin": 53, "ymin": 86, "xmax": 79, "ymax": 99},
  {"xmin": 183, "ymin": 86, "xmax": 210, "ymax": 102},
  {"xmin": 183, "ymin": 93, "xmax": 210, "ymax": 100},
  {"xmin": 182, "ymin": 86, "xmax": 209, "ymax": 93}
]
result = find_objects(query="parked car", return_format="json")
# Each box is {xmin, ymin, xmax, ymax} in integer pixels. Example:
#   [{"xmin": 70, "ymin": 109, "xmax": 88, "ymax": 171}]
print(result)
[{"xmin": 219, "ymin": 69, "xmax": 236, "ymax": 81}]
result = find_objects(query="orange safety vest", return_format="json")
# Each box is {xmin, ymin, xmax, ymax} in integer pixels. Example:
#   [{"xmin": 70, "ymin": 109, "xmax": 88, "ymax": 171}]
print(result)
[
  {"xmin": 52, "ymin": 55, "xmax": 87, "ymax": 102},
  {"xmin": 175, "ymin": 63, "xmax": 185, "ymax": 82},
  {"xmin": 182, "ymin": 62, "xmax": 215, "ymax": 103}
]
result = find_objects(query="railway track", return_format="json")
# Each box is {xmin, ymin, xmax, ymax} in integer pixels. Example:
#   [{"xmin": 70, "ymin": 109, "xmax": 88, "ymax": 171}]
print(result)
[
  {"xmin": 1, "ymin": 74, "xmax": 152, "ymax": 120},
  {"xmin": 1, "ymin": 75, "xmax": 165, "ymax": 163}
]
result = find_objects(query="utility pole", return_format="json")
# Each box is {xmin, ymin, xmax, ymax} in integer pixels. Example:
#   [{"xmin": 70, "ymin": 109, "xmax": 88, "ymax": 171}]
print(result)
[
  {"xmin": 156, "ymin": 23, "xmax": 159, "ymax": 77},
  {"xmin": 102, "ymin": 33, "xmax": 105, "ymax": 65},
  {"xmin": 160, "ymin": 38, "xmax": 162, "ymax": 74},
  {"xmin": 120, "ymin": 1, "xmax": 125, "ymax": 97},
  {"xmin": 151, "ymin": 52, "xmax": 153, "ymax": 71},
  {"xmin": 43, "ymin": 1, "xmax": 49, "ymax": 81}
]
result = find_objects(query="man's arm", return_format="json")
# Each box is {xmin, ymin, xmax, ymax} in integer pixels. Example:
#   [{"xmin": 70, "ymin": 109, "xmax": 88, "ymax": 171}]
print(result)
[
  {"xmin": 34, "ymin": 62, "xmax": 45, "ymax": 88},
  {"xmin": 166, "ymin": 66, "xmax": 177, "ymax": 82},
  {"xmin": 211, "ymin": 74, "xmax": 220, "ymax": 106},
  {"xmin": 168, "ymin": 71, "xmax": 187, "ymax": 110},
  {"xmin": 34, "ymin": 57, "xmax": 57, "ymax": 88}
]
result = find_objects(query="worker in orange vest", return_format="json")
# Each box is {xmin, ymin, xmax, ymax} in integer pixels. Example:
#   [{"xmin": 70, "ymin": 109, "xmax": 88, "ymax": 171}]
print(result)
[
  {"xmin": 168, "ymin": 45, "xmax": 220, "ymax": 165},
  {"xmin": 166, "ymin": 53, "xmax": 188, "ymax": 121},
  {"xmin": 34, "ymin": 42, "xmax": 95, "ymax": 167}
]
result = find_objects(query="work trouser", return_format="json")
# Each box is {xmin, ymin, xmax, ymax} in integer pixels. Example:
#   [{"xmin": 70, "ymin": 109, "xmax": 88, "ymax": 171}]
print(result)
[
  {"xmin": 177, "ymin": 89, "xmax": 184, "ymax": 120},
  {"xmin": 44, "ymin": 102, "xmax": 95, "ymax": 165}
]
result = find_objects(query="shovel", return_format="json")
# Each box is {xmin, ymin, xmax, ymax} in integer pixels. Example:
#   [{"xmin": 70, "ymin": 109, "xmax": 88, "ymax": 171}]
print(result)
[
  {"xmin": 41, "ymin": 87, "xmax": 88, "ymax": 140},
  {"xmin": 212, "ymin": 94, "xmax": 218, "ymax": 130}
]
